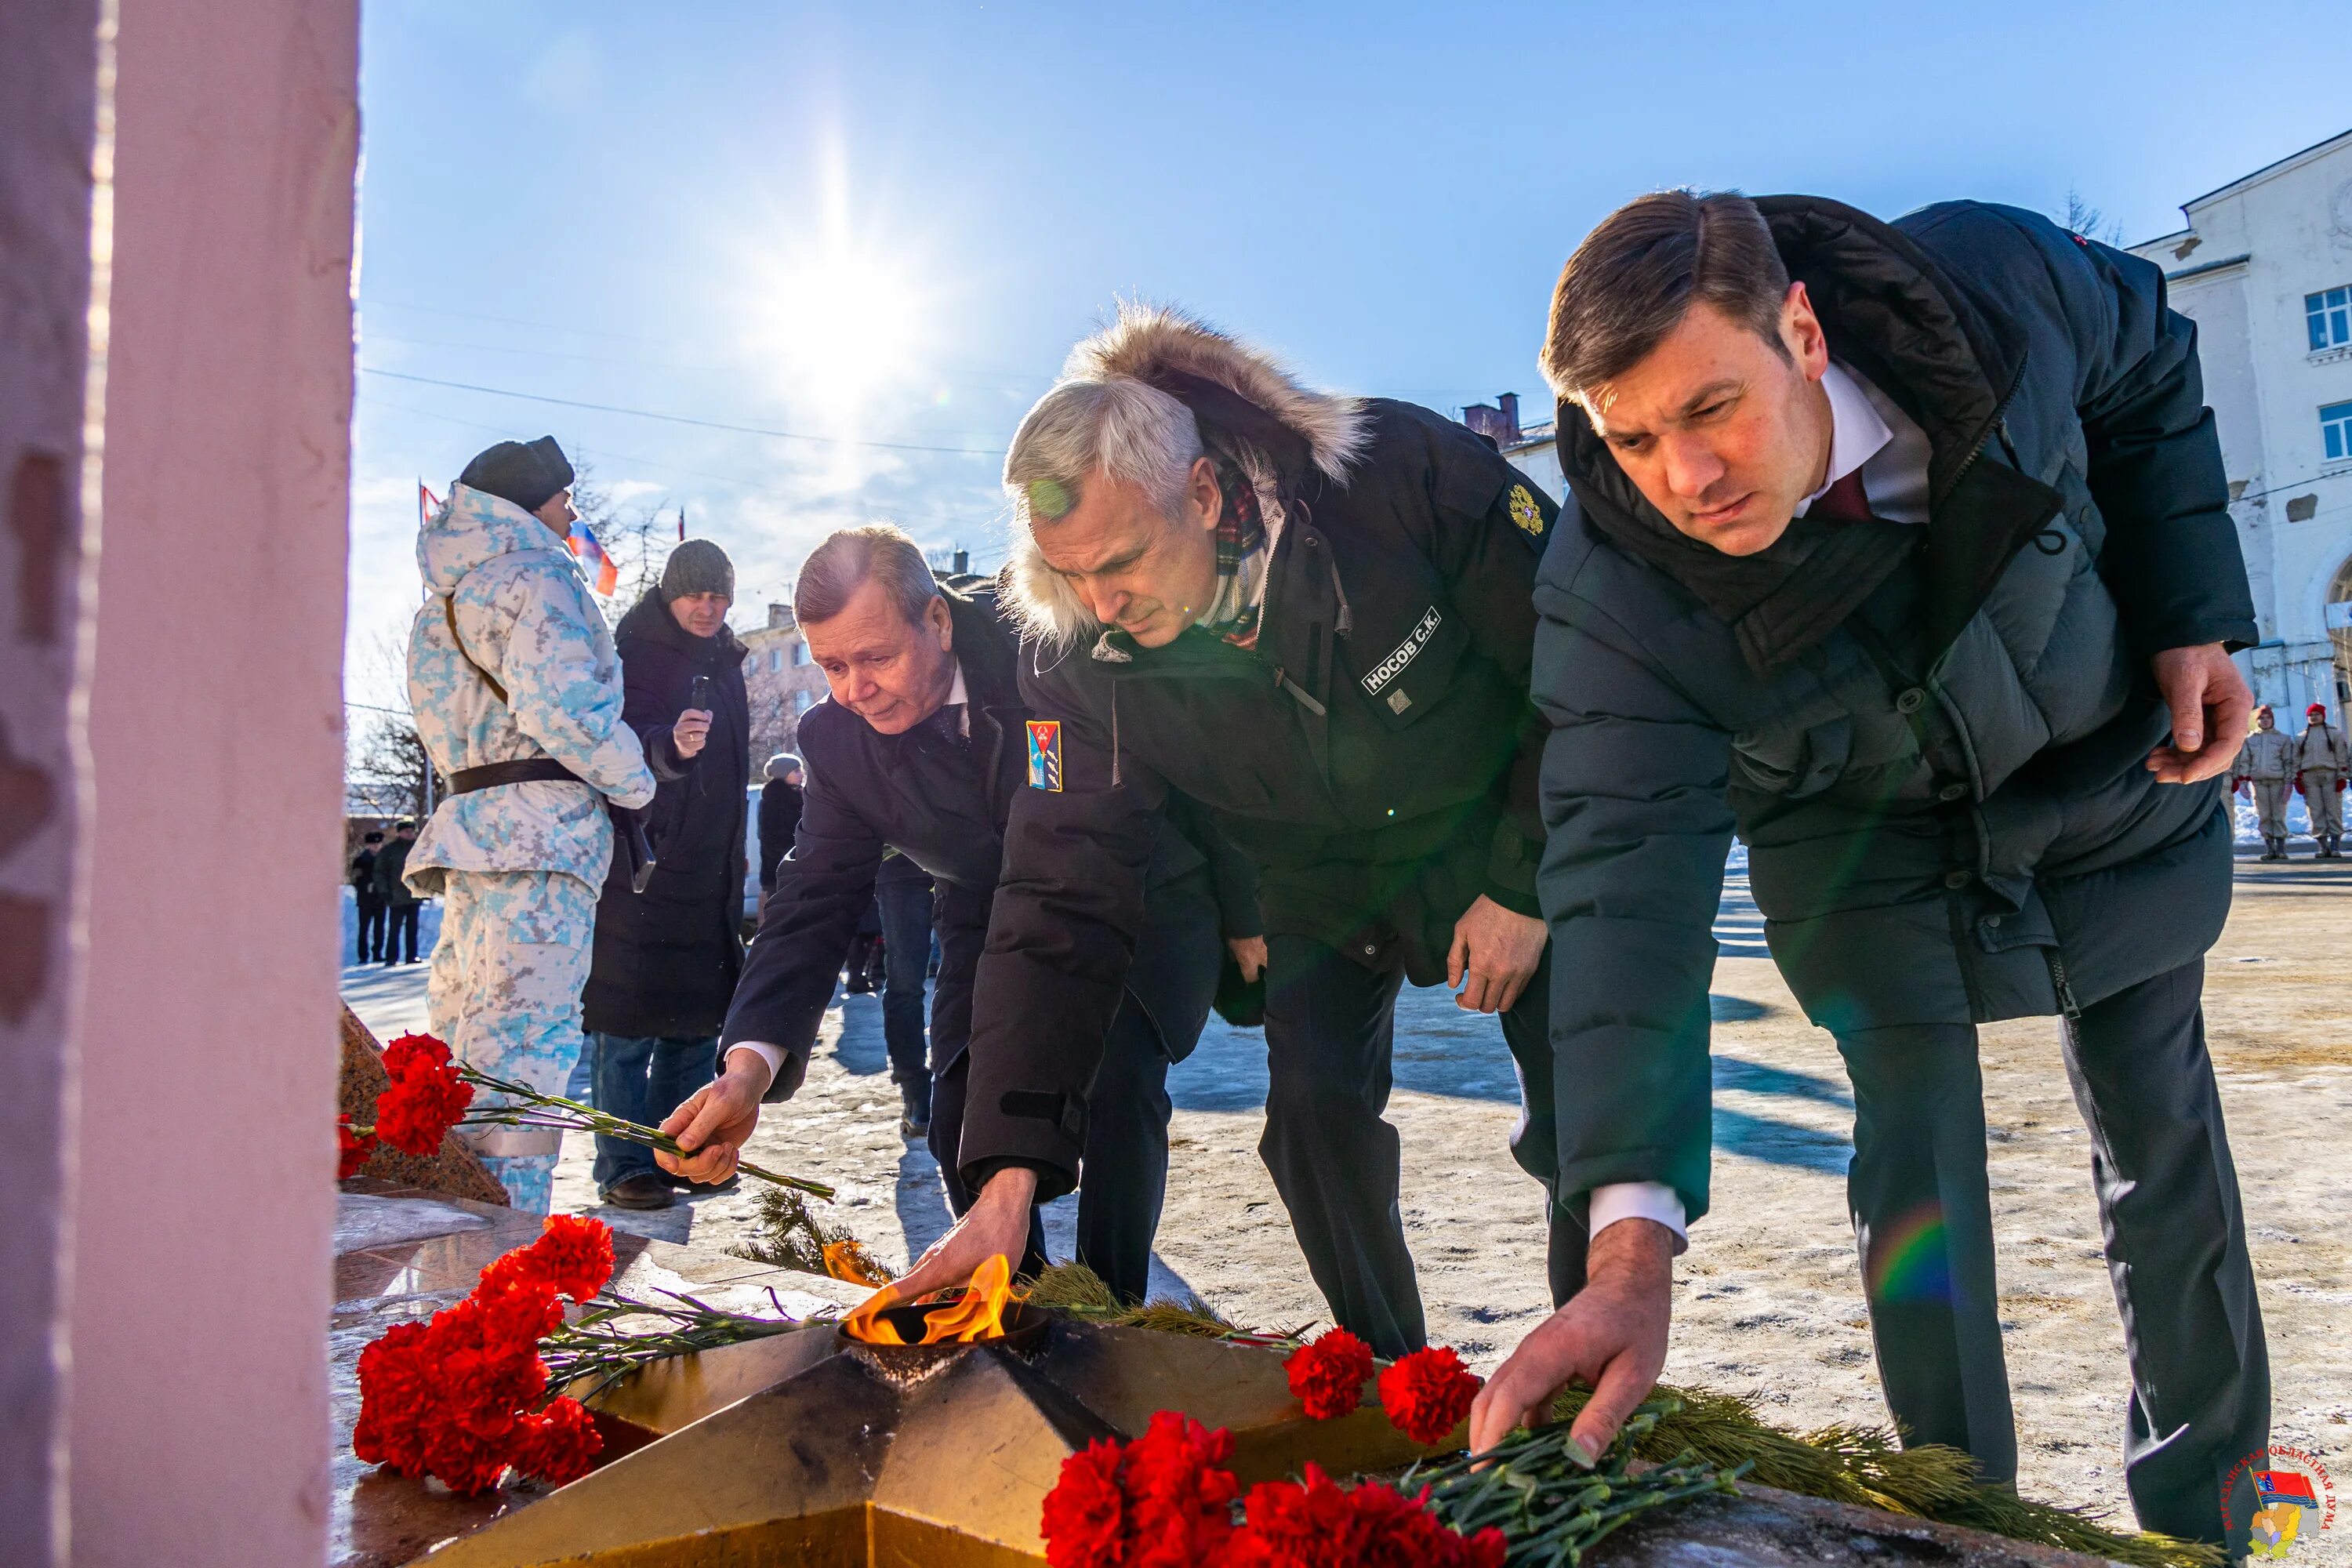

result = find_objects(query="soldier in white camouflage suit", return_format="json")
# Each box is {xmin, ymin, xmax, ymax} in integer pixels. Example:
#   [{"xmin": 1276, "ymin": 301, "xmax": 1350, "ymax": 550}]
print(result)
[
  {"xmin": 403, "ymin": 437, "xmax": 657, "ymax": 1210},
  {"xmin": 2231, "ymin": 704, "xmax": 2299, "ymax": 861},
  {"xmin": 2297, "ymin": 701, "xmax": 2348, "ymax": 859}
]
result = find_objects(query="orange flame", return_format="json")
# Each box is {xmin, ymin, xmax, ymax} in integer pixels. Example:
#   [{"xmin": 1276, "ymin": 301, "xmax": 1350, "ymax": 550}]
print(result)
[{"xmin": 841, "ymin": 1254, "xmax": 1015, "ymax": 1346}]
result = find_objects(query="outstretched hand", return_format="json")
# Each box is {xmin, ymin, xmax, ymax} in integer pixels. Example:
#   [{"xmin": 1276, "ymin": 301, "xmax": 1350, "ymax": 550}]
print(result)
[
  {"xmin": 654, "ymin": 1055, "xmax": 764, "ymax": 1185},
  {"xmin": 876, "ymin": 1165, "xmax": 1037, "ymax": 1308},
  {"xmin": 1468, "ymin": 1218, "xmax": 1675, "ymax": 1461},
  {"xmin": 2145, "ymin": 644, "xmax": 2250, "ymax": 785}
]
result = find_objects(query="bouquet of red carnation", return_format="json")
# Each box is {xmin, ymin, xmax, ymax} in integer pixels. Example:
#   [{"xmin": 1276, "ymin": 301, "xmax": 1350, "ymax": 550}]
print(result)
[
  {"xmin": 338, "ymin": 1031, "xmax": 833, "ymax": 1200},
  {"xmin": 1041, "ymin": 1410, "xmax": 1240, "ymax": 1568},
  {"xmin": 1039, "ymin": 1414, "xmax": 1505, "ymax": 1568},
  {"xmin": 352, "ymin": 1214, "xmax": 616, "ymax": 1495},
  {"xmin": 1281, "ymin": 1329, "xmax": 1374, "ymax": 1421}
]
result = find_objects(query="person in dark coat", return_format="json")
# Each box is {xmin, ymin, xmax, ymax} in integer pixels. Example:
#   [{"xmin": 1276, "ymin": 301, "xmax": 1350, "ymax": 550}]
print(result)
[
  {"xmin": 1468, "ymin": 192, "xmax": 2265, "ymax": 1554},
  {"xmin": 871, "ymin": 850, "xmax": 936, "ymax": 1131},
  {"xmin": 580, "ymin": 539, "xmax": 751, "ymax": 1210},
  {"xmin": 756, "ymin": 753, "xmax": 803, "ymax": 891},
  {"xmin": 350, "ymin": 830, "xmax": 386, "ymax": 963},
  {"xmin": 373, "ymin": 819, "xmax": 422, "ymax": 965},
  {"xmin": 654, "ymin": 525, "xmax": 1256, "ymax": 1305},
  {"xmin": 858, "ymin": 307, "xmax": 1559, "ymax": 1358}
]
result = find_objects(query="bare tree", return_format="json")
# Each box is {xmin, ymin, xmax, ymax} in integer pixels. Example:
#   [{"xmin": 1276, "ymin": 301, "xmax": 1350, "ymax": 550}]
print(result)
[
  {"xmin": 2056, "ymin": 186, "xmax": 2125, "ymax": 247},
  {"xmin": 346, "ymin": 625, "xmax": 439, "ymax": 819}
]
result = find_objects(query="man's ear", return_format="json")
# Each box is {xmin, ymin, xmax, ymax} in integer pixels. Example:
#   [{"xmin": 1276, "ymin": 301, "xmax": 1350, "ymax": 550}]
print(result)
[
  {"xmin": 927, "ymin": 593, "xmax": 953, "ymax": 652},
  {"xmin": 1782, "ymin": 281, "xmax": 1830, "ymax": 381},
  {"xmin": 1188, "ymin": 456, "xmax": 1223, "ymax": 534}
]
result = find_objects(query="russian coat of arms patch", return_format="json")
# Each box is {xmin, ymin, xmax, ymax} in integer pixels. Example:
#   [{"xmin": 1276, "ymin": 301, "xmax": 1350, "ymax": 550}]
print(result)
[{"xmin": 1026, "ymin": 720, "xmax": 1063, "ymax": 791}]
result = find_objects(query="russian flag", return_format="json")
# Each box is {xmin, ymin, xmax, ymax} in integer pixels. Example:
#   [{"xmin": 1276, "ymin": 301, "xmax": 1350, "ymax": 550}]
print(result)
[{"xmin": 568, "ymin": 521, "xmax": 619, "ymax": 596}]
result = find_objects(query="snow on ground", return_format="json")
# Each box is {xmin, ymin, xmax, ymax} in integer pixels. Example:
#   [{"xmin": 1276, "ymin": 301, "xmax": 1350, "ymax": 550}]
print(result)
[{"xmin": 343, "ymin": 857, "xmax": 2352, "ymax": 1537}]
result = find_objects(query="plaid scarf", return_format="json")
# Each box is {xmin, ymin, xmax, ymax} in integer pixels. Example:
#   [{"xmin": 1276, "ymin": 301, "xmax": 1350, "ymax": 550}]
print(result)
[{"xmin": 1199, "ymin": 458, "xmax": 1273, "ymax": 648}]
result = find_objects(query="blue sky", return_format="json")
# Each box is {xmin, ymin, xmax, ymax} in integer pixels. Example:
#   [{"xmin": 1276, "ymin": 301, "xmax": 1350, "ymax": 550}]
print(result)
[{"xmin": 350, "ymin": 0, "xmax": 2348, "ymax": 699}]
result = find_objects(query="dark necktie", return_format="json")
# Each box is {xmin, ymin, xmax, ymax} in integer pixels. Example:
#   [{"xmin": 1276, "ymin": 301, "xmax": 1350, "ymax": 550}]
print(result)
[
  {"xmin": 934, "ymin": 702, "xmax": 968, "ymax": 746},
  {"xmin": 1808, "ymin": 466, "xmax": 1871, "ymax": 524}
]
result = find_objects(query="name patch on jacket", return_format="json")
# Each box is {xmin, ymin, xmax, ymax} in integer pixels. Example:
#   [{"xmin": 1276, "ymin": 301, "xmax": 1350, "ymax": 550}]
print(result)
[
  {"xmin": 1361, "ymin": 608, "xmax": 1443, "ymax": 697},
  {"xmin": 1026, "ymin": 720, "xmax": 1063, "ymax": 791}
]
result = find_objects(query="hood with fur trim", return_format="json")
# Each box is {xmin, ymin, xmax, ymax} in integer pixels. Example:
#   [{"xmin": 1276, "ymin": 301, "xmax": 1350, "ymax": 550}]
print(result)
[{"xmin": 1005, "ymin": 304, "xmax": 1369, "ymax": 647}]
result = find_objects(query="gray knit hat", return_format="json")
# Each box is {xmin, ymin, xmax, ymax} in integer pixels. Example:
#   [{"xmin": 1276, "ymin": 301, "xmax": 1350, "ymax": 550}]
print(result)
[
  {"xmin": 765, "ymin": 753, "xmax": 802, "ymax": 782},
  {"xmin": 659, "ymin": 539, "xmax": 735, "ymax": 603}
]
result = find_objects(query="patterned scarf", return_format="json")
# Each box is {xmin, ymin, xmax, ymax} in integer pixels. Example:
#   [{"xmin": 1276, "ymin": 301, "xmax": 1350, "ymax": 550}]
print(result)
[{"xmin": 1197, "ymin": 456, "xmax": 1274, "ymax": 648}]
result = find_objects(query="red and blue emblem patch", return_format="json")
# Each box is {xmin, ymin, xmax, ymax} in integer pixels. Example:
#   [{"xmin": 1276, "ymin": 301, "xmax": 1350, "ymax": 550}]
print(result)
[{"xmin": 1025, "ymin": 720, "xmax": 1062, "ymax": 792}]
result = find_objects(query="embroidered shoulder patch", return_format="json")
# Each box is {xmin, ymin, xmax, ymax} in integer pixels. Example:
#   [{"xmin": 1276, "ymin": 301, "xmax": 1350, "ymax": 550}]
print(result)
[
  {"xmin": 1025, "ymin": 720, "xmax": 1063, "ymax": 791},
  {"xmin": 1361, "ymin": 607, "xmax": 1442, "ymax": 696},
  {"xmin": 1507, "ymin": 484, "xmax": 1546, "ymax": 539}
]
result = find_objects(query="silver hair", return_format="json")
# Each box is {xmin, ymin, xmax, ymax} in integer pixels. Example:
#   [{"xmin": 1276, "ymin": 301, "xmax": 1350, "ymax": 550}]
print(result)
[
  {"xmin": 793, "ymin": 523, "xmax": 940, "ymax": 628},
  {"xmin": 1002, "ymin": 376, "xmax": 1204, "ymax": 646}
]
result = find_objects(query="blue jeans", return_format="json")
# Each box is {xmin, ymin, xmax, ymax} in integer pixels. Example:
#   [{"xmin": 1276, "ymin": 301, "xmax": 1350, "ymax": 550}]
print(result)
[
  {"xmin": 590, "ymin": 1033, "xmax": 717, "ymax": 1190},
  {"xmin": 876, "ymin": 877, "xmax": 934, "ymax": 1090}
]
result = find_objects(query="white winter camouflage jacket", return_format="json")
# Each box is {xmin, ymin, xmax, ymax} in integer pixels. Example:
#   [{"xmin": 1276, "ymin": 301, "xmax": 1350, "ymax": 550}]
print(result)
[{"xmin": 404, "ymin": 484, "xmax": 656, "ymax": 893}]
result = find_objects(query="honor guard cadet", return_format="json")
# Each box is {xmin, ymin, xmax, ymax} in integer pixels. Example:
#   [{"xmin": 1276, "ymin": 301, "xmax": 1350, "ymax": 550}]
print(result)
[
  {"xmin": 2234, "ymin": 705, "xmax": 2299, "ymax": 860},
  {"xmin": 884, "ymin": 307, "xmax": 1581, "ymax": 1361},
  {"xmin": 655, "ymin": 525, "xmax": 1258, "ymax": 1305},
  {"xmin": 2295, "ymin": 702, "xmax": 2347, "ymax": 858},
  {"xmin": 405, "ymin": 437, "xmax": 658, "ymax": 1212}
]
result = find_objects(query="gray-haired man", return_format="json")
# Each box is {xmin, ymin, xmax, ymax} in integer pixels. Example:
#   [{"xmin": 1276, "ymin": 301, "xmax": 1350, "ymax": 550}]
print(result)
[{"xmin": 877, "ymin": 307, "xmax": 1587, "ymax": 1360}]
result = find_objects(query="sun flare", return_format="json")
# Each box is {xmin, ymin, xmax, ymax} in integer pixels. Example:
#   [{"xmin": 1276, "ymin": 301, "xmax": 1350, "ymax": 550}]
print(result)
[{"xmin": 746, "ymin": 142, "xmax": 931, "ymax": 416}]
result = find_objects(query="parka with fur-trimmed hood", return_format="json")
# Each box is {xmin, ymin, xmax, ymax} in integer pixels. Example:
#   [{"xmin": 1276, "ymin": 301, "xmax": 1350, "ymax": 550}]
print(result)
[{"xmin": 958, "ymin": 306, "xmax": 1560, "ymax": 1198}]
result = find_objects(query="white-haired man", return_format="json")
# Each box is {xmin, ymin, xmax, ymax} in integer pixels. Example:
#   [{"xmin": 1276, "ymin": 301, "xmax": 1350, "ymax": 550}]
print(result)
[{"xmin": 880, "ymin": 306, "xmax": 1595, "ymax": 1359}]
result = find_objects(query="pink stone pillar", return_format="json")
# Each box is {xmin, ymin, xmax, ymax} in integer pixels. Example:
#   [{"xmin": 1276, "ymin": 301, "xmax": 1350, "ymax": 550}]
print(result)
[
  {"xmin": 0, "ymin": 5, "xmax": 105, "ymax": 1560},
  {"xmin": 62, "ymin": 0, "xmax": 359, "ymax": 1563}
]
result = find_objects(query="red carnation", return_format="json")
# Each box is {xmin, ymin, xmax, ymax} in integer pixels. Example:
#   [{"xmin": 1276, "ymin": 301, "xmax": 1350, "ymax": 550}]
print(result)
[
  {"xmin": 1040, "ymin": 1440, "xmax": 1128, "ymax": 1568},
  {"xmin": 517, "ymin": 1214, "xmax": 617, "ymax": 1303},
  {"xmin": 1376, "ymin": 1345, "xmax": 1481, "ymax": 1446},
  {"xmin": 337, "ymin": 1114, "xmax": 377, "ymax": 1180},
  {"xmin": 1283, "ymin": 1328, "xmax": 1374, "ymax": 1421},
  {"xmin": 1222, "ymin": 1466, "xmax": 1504, "ymax": 1568},
  {"xmin": 511, "ymin": 1397, "xmax": 602, "ymax": 1486},
  {"xmin": 372, "ymin": 1034, "xmax": 474, "ymax": 1156},
  {"xmin": 1120, "ymin": 1410, "xmax": 1238, "ymax": 1567}
]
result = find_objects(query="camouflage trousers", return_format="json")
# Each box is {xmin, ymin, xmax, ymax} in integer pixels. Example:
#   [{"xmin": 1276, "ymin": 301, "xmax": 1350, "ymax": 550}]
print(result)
[{"xmin": 426, "ymin": 867, "xmax": 598, "ymax": 1213}]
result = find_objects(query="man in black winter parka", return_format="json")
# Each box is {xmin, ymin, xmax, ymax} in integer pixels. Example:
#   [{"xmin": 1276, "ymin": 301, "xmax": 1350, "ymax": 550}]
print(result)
[
  {"xmin": 581, "ymin": 539, "xmax": 750, "ymax": 1209},
  {"xmin": 877, "ymin": 307, "xmax": 1573, "ymax": 1361},
  {"xmin": 1469, "ymin": 191, "xmax": 2266, "ymax": 1553},
  {"xmin": 657, "ymin": 524, "xmax": 1256, "ymax": 1305}
]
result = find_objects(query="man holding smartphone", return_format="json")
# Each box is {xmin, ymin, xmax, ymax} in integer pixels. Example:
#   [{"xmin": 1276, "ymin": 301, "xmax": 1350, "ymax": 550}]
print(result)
[{"xmin": 581, "ymin": 539, "xmax": 753, "ymax": 1210}]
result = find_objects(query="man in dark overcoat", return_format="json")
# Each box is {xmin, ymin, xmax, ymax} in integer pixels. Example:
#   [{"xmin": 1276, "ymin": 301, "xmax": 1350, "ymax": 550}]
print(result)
[
  {"xmin": 1470, "ymin": 191, "xmax": 2266, "ymax": 1554},
  {"xmin": 656, "ymin": 524, "xmax": 1256, "ymax": 1305},
  {"xmin": 581, "ymin": 539, "xmax": 750, "ymax": 1210}
]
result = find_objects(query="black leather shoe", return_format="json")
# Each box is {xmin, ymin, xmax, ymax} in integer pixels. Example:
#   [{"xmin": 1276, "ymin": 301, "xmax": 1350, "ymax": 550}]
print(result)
[{"xmin": 601, "ymin": 1171, "xmax": 675, "ymax": 1210}]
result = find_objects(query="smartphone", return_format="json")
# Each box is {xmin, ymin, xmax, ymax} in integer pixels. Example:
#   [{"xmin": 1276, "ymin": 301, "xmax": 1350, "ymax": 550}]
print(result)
[{"xmin": 688, "ymin": 673, "xmax": 713, "ymax": 712}]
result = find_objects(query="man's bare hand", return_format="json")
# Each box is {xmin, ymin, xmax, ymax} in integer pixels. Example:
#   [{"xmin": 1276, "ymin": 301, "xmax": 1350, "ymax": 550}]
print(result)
[
  {"xmin": 879, "ymin": 1166, "xmax": 1038, "ymax": 1305},
  {"xmin": 1446, "ymin": 894, "xmax": 1548, "ymax": 1014},
  {"xmin": 654, "ymin": 1054, "xmax": 764, "ymax": 1185},
  {"xmin": 2146, "ymin": 644, "xmax": 2250, "ymax": 785},
  {"xmin": 673, "ymin": 708, "xmax": 713, "ymax": 760},
  {"xmin": 1227, "ymin": 935, "xmax": 1268, "ymax": 984},
  {"xmin": 1468, "ymin": 1218, "xmax": 1674, "ymax": 1460}
]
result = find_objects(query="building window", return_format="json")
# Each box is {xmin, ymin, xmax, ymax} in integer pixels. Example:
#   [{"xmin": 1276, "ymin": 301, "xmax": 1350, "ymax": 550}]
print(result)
[
  {"xmin": 2310, "ymin": 286, "xmax": 2352, "ymax": 351},
  {"xmin": 2325, "ymin": 401, "xmax": 2352, "ymax": 463},
  {"xmin": 793, "ymin": 689, "xmax": 815, "ymax": 714},
  {"xmin": 768, "ymin": 648, "xmax": 781, "ymax": 671},
  {"xmin": 790, "ymin": 641, "xmax": 808, "ymax": 666}
]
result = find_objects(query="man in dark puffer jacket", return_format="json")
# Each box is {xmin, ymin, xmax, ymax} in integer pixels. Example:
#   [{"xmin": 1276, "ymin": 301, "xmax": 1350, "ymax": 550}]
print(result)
[{"xmin": 1472, "ymin": 191, "xmax": 2266, "ymax": 1555}]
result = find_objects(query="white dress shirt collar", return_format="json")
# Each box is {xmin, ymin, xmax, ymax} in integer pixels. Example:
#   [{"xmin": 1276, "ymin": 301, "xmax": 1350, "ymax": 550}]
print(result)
[
  {"xmin": 1800, "ymin": 361, "xmax": 1896, "ymax": 513},
  {"xmin": 943, "ymin": 660, "xmax": 968, "ymax": 739}
]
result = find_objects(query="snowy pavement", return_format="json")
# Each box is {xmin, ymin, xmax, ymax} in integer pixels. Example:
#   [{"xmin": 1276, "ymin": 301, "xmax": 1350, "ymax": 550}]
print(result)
[{"xmin": 342, "ymin": 860, "xmax": 2352, "ymax": 1537}]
